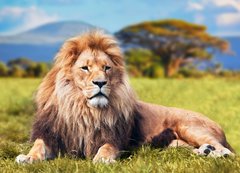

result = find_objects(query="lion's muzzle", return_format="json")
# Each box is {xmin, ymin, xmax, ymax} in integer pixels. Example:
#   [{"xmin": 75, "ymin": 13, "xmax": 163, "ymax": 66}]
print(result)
[{"xmin": 87, "ymin": 86, "xmax": 110, "ymax": 108}]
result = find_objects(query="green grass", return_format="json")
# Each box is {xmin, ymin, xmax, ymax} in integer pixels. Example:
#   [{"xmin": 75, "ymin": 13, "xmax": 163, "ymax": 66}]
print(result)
[{"xmin": 0, "ymin": 78, "xmax": 240, "ymax": 173}]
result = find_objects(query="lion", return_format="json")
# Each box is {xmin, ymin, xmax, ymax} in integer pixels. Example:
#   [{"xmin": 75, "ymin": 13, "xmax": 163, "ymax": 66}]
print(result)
[{"xmin": 16, "ymin": 31, "xmax": 234, "ymax": 164}]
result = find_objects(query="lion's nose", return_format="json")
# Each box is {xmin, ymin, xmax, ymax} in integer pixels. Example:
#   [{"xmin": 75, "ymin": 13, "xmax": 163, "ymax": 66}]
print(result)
[{"xmin": 92, "ymin": 80, "xmax": 107, "ymax": 88}]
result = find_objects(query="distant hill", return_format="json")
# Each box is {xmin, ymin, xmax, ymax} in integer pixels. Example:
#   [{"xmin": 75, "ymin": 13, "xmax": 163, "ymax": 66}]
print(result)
[
  {"xmin": 0, "ymin": 21, "xmax": 97, "ymax": 45},
  {"xmin": 0, "ymin": 21, "xmax": 101, "ymax": 62}
]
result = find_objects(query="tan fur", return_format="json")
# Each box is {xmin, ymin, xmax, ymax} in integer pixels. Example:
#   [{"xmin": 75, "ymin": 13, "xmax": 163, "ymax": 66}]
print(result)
[
  {"xmin": 135, "ymin": 101, "xmax": 234, "ymax": 155},
  {"xmin": 27, "ymin": 139, "xmax": 45, "ymax": 161},
  {"xmin": 16, "ymin": 31, "xmax": 233, "ymax": 164},
  {"xmin": 93, "ymin": 143, "xmax": 119, "ymax": 163}
]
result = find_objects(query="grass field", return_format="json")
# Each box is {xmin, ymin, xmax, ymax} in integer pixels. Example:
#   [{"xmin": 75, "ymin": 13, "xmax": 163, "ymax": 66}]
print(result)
[{"xmin": 0, "ymin": 78, "xmax": 240, "ymax": 173}]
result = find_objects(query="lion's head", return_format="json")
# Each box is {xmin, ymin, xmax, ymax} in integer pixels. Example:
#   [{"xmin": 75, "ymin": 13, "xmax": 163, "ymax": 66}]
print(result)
[{"xmin": 56, "ymin": 31, "xmax": 131, "ymax": 108}]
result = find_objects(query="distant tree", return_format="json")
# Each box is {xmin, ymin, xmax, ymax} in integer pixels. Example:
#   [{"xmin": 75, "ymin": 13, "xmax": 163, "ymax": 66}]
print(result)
[
  {"xmin": 8, "ymin": 57, "xmax": 35, "ymax": 69},
  {"xmin": 125, "ymin": 48, "xmax": 163, "ymax": 77},
  {"xmin": 7, "ymin": 57, "xmax": 50, "ymax": 77},
  {"xmin": 9, "ymin": 65, "xmax": 25, "ymax": 77},
  {"xmin": 117, "ymin": 19, "xmax": 230, "ymax": 77},
  {"xmin": 33, "ymin": 63, "xmax": 49, "ymax": 77},
  {"xmin": 25, "ymin": 64, "xmax": 37, "ymax": 77},
  {"xmin": 0, "ymin": 62, "xmax": 8, "ymax": 76}
]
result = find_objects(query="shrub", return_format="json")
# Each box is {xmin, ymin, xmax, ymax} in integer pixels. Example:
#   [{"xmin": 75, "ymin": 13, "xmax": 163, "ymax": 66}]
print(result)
[
  {"xmin": 5, "ymin": 58, "xmax": 51, "ymax": 77},
  {"xmin": 0, "ymin": 62, "xmax": 8, "ymax": 76},
  {"xmin": 8, "ymin": 65, "xmax": 26, "ymax": 77}
]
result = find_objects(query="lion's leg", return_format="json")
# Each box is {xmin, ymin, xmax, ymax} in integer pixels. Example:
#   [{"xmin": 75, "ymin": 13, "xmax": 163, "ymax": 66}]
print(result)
[
  {"xmin": 16, "ymin": 138, "xmax": 52, "ymax": 164},
  {"xmin": 93, "ymin": 143, "xmax": 119, "ymax": 164},
  {"xmin": 177, "ymin": 128, "xmax": 234, "ymax": 157},
  {"xmin": 168, "ymin": 139, "xmax": 227, "ymax": 156},
  {"xmin": 168, "ymin": 138, "xmax": 233, "ymax": 157}
]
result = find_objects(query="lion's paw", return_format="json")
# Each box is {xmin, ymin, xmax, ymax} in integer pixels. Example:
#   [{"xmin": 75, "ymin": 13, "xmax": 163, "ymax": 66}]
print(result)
[
  {"xmin": 193, "ymin": 144, "xmax": 234, "ymax": 157},
  {"xmin": 208, "ymin": 148, "xmax": 234, "ymax": 157},
  {"xmin": 194, "ymin": 144, "xmax": 216, "ymax": 156},
  {"xmin": 15, "ymin": 154, "xmax": 37, "ymax": 164},
  {"xmin": 93, "ymin": 156, "xmax": 116, "ymax": 164}
]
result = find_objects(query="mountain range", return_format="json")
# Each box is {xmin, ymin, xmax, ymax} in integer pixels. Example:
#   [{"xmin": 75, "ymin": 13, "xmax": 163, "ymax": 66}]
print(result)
[
  {"xmin": 0, "ymin": 21, "xmax": 239, "ymax": 70},
  {"xmin": 0, "ymin": 21, "xmax": 98, "ymax": 62}
]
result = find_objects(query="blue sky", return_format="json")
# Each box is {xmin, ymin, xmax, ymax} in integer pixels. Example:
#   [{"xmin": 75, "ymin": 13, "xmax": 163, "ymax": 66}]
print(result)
[{"xmin": 0, "ymin": 0, "xmax": 240, "ymax": 36}]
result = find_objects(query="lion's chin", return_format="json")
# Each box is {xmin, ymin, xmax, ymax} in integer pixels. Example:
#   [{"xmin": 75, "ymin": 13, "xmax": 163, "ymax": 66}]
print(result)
[{"xmin": 88, "ymin": 96, "xmax": 109, "ymax": 108}]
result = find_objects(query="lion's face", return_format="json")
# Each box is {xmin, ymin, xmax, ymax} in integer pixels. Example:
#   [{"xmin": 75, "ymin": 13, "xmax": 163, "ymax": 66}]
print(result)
[{"xmin": 72, "ymin": 49, "xmax": 120, "ymax": 108}]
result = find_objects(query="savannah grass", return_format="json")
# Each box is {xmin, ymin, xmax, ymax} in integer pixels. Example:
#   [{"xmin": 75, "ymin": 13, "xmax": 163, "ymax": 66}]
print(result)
[{"xmin": 0, "ymin": 78, "xmax": 240, "ymax": 173}]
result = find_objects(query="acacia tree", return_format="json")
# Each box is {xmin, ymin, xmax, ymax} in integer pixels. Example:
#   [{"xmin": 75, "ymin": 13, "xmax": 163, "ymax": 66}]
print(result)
[{"xmin": 116, "ymin": 19, "xmax": 230, "ymax": 77}]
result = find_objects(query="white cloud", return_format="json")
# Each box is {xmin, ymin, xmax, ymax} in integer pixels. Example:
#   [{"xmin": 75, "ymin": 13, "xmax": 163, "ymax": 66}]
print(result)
[
  {"xmin": 188, "ymin": 0, "xmax": 240, "ymax": 11},
  {"xmin": 0, "ymin": 6, "xmax": 25, "ymax": 19},
  {"xmin": 208, "ymin": 0, "xmax": 240, "ymax": 11},
  {"xmin": 209, "ymin": 0, "xmax": 240, "ymax": 26},
  {"xmin": 216, "ymin": 12, "xmax": 240, "ymax": 26},
  {"xmin": 0, "ymin": 6, "xmax": 58, "ymax": 34},
  {"xmin": 188, "ymin": 2, "xmax": 204, "ymax": 11},
  {"xmin": 188, "ymin": 0, "xmax": 240, "ymax": 28}
]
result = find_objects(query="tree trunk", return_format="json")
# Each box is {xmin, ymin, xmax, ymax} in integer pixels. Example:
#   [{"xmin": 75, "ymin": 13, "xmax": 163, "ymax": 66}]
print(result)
[{"xmin": 164, "ymin": 57, "xmax": 183, "ymax": 77}]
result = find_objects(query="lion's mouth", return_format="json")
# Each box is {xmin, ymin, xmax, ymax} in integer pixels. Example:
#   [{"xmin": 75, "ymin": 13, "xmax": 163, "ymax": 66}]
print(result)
[{"xmin": 89, "ymin": 92, "xmax": 108, "ymax": 100}]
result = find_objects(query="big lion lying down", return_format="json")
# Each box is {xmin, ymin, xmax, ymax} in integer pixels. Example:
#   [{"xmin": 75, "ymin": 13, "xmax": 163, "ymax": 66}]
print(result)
[{"xmin": 16, "ymin": 31, "xmax": 234, "ymax": 164}]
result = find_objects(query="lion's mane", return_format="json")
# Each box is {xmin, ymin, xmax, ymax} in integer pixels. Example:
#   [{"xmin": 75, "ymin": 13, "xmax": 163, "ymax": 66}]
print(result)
[{"xmin": 31, "ymin": 31, "xmax": 137, "ymax": 158}]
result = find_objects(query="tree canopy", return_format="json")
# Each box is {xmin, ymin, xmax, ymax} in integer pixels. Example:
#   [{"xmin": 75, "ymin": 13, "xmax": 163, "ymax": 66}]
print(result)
[{"xmin": 116, "ymin": 19, "xmax": 230, "ymax": 77}]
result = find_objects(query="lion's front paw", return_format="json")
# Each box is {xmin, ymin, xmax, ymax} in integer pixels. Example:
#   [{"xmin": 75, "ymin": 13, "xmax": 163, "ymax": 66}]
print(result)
[
  {"xmin": 93, "ymin": 155, "xmax": 116, "ymax": 164},
  {"xmin": 93, "ymin": 143, "xmax": 118, "ymax": 164},
  {"xmin": 15, "ymin": 154, "xmax": 38, "ymax": 164}
]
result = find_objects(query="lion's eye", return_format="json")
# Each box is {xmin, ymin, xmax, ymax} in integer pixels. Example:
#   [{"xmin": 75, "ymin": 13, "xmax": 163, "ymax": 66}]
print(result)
[
  {"xmin": 81, "ymin": 66, "xmax": 89, "ymax": 71},
  {"xmin": 104, "ymin": 66, "xmax": 111, "ymax": 72}
]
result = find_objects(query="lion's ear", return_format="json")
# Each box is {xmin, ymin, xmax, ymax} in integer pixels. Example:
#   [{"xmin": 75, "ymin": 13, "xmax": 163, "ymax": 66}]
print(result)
[
  {"xmin": 54, "ymin": 40, "xmax": 80, "ymax": 68},
  {"xmin": 105, "ymin": 44, "xmax": 124, "ymax": 67}
]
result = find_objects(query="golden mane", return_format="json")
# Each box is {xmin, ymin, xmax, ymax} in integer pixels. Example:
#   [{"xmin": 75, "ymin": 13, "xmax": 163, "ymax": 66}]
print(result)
[{"xmin": 31, "ymin": 31, "xmax": 137, "ymax": 157}]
